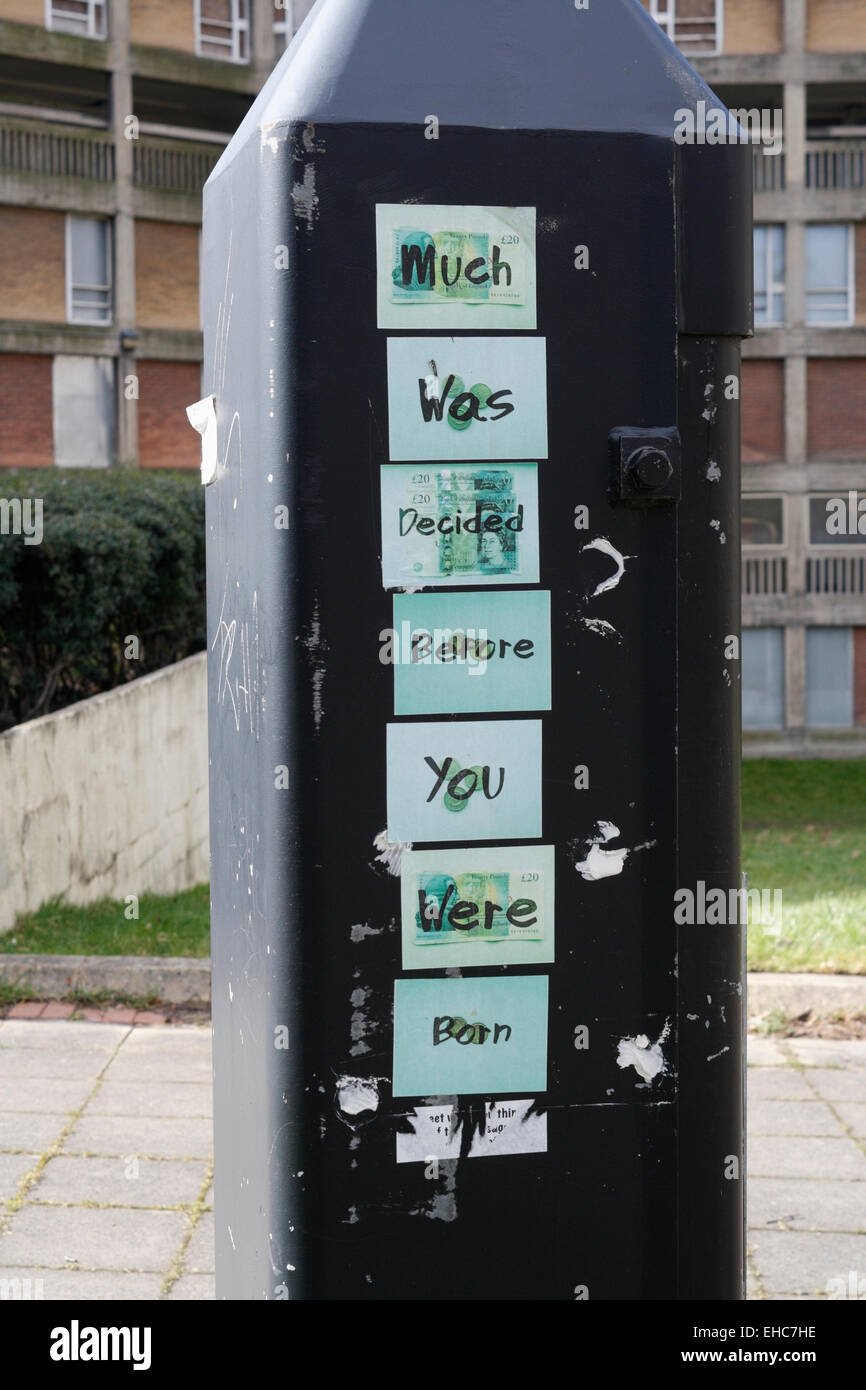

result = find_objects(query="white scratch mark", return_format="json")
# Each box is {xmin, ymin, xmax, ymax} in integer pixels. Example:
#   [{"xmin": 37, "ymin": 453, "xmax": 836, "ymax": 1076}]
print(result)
[
  {"xmin": 707, "ymin": 1046, "xmax": 730, "ymax": 1062},
  {"xmin": 581, "ymin": 617, "xmax": 619, "ymax": 640}
]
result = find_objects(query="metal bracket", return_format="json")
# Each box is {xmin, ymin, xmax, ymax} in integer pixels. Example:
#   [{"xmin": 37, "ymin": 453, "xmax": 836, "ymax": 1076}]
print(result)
[{"xmin": 610, "ymin": 426, "xmax": 681, "ymax": 505}]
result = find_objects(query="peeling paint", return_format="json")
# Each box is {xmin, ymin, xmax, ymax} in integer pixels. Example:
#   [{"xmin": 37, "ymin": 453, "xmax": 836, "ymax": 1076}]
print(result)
[
  {"xmin": 292, "ymin": 162, "xmax": 319, "ymax": 227},
  {"xmin": 706, "ymin": 460, "xmax": 721, "ymax": 482},
  {"xmin": 350, "ymin": 922, "xmax": 383, "ymax": 943}
]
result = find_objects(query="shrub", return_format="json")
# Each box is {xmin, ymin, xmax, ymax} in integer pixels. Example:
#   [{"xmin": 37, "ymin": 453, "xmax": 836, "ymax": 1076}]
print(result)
[{"xmin": 0, "ymin": 469, "xmax": 205, "ymax": 731}]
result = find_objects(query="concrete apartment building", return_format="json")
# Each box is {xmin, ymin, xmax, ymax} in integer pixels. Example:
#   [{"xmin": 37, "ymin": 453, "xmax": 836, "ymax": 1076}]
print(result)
[{"xmin": 0, "ymin": 0, "xmax": 864, "ymax": 753}]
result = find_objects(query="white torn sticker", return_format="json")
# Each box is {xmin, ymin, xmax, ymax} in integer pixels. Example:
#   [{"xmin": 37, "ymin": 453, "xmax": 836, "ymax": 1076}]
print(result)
[
  {"xmin": 186, "ymin": 395, "xmax": 218, "ymax": 485},
  {"xmin": 335, "ymin": 1076, "xmax": 379, "ymax": 1120},
  {"xmin": 581, "ymin": 617, "xmax": 619, "ymax": 640},
  {"xmin": 373, "ymin": 830, "xmax": 411, "ymax": 876},
  {"xmin": 397, "ymin": 1100, "xmax": 546, "ymax": 1163},
  {"xmin": 582, "ymin": 537, "xmax": 630, "ymax": 597},
  {"xmin": 574, "ymin": 821, "xmax": 634, "ymax": 880}
]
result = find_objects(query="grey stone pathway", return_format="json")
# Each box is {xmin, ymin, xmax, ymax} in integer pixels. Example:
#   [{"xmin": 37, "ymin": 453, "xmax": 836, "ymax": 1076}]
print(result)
[{"xmin": 0, "ymin": 1019, "xmax": 863, "ymax": 1300}]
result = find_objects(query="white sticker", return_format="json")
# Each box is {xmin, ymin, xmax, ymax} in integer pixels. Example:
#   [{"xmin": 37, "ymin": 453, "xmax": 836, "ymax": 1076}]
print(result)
[{"xmin": 396, "ymin": 1099, "xmax": 546, "ymax": 1162}]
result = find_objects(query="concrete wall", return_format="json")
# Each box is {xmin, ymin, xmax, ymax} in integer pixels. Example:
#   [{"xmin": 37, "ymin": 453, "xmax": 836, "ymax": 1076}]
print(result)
[{"xmin": 0, "ymin": 652, "xmax": 208, "ymax": 931}]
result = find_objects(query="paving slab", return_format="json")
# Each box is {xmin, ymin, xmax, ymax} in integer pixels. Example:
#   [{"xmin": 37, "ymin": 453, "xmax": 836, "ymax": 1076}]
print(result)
[
  {"xmin": 0, "ymin": 1204, "xmax": 188, "ymax": 1272},
  {"xmin": 0, "ymin": 1267, "xmax": 164, "ymax": 1300},
  {"xmin": 748, "ymin": 1068, "xmax": 815, "ymax": 1102},
  {"xmin": 86, "ymin": 1081, "xmax": 212, "ymax": 1119},
  {"xmin": 748, "ymin": 1231, "xmax": 866, "ymax": 1296},
  {"xmin": 61, "ymin": 1115, "xmax": 213, "ymax": 1161},
  {"xmin": 32, "ymin": 1155, "xmax": 210, "ymax": 1208},
  {"xmin": 0, "ymin": 1021, "xmax": 129, "ymax": 1051},
  {"xmin": 103, "ymin": 1049, "xmax": 211, "ymax": 1085},
  {"xmin": 182, "ymin": 1211, "xmax": 215, "ymax": 1274},
  {"xmin": 0, "ymin": 1050, "xmax": 113, "ymax": 1082},
  {"xmin": 0, "ymin": 1113, "xmax": 70, "ymax": 1153},
  {"xmin": 834, "ymin": 1102, "xmax": 866, "ymax": 1139},
  {"xmin": 803, "ymin": 1068, "xmax": 866, "ymax": 1104},
  {"xmin": 0, "ymin": 1079, "xmax": 95, "ymax": 1114},
  {"xmin": 747, "ymin": 1099, "xmax": 843, "ymax": 1137},
  {"xmin": 748, "ymin": 1177, "xmax": 866, "ymax": 1234},
  {"xmin": 748, "ymin": 1135, "xmax": 866, "ymax": 1181},
  {"xmin": 167, "ymin": 1273, "xmax": 215, "ymax": 1300},
  {"xmin": 0, "ymin": 1152, "xmax": 39, "ymax": 1202}
]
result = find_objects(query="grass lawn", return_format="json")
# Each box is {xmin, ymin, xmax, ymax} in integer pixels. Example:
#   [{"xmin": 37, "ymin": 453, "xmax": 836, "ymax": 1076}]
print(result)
[
  {"xmin": 0, "ymin": 885, "xmax": 210, "ymax": 958},
  {"xmin": 743, "ymin": 759, "xmax": 866, "ymax": 975}
]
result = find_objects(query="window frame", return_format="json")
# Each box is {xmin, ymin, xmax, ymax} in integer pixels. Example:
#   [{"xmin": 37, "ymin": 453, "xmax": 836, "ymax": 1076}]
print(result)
[
  {"xmin": 273, "ymin": 0, "xmax": 293, "ymax": 51},
  {"xmin": 754, "ymin": 224, "xmax": 786, "ymax": 329},
  {"xmin": 195, "ymin": 0, "xmax": 251, "ymax": 65},
  {"xmin": 805, "ymin": 223, "xmax": 855, "ymax": 329},
  {"xmin": 805, "ymin": 626, "xmax": 854, "ymax": 729},
  {"xmin": 647, "ymin": 0, "xmax": 724, "ymax": 58},
  {"xmin": 805, "ymin": 493, "xmax": 866, "ymax": 549},
  {"xmin": 44, "ymin": 0, "xmax": 106, "ymax": 40},
  {"xmin": 65, "ymin": 215, "xmax": 112, "ymax": 328},
  {"xmin": 742, "ymin": 493, "xmax": 787, "ymax": 549}
]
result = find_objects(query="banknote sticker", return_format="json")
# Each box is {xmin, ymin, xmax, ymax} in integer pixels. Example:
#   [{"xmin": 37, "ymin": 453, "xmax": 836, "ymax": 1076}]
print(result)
[
  {"xmin": 386, "ymin": 718, "xmax": 542, "ymax": 843},
  {"xmin": 392, "ymin": 975, "xmax": 548, "ymax": 1097},
  {"xmin": 400, "ymin": 844, "xmax": 555, "ymax": 969},
  {"xmin": 379, "ymin": 463, "xmax": 540, "ymax": 589},
  {"xmin": 391, "ymin": 591, "xmax": 551, "ymax": 716},
  {"xmin": 376, "ymin": 204, "xmax": 537, "ymax": 330},
  {"xmin": 387, "ymin": 336, "xmax": 548, "ymax": 462},
  {"xmin": 396, "ymin": 1100, "xmax": 547, "ymax": 1163}
]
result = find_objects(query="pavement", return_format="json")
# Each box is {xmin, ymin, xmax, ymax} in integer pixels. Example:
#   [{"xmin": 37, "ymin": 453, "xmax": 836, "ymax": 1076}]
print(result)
[{"xmin": 0, "ymin": 1017, "xmax": 863, "ymax": 1301}]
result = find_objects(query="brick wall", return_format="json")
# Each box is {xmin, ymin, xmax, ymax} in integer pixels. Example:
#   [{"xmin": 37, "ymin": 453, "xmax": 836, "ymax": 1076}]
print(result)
[
  {"xmin": 725, "ymin": 0, "xmax": 782, "ymax": 55},
  {"xmin": 0, "ymin": 353, "xmax": 53, "ymax": 467},
  {"xmin": 807, "ymin": 0, "xmax": 866, "ymax": 51},
  {"xmin": 137, "ymin": 359, "xmax": 201, "ymax": 470},
  {"xmin": 130, "ymin": 0, "xmax": 197, "ymax": 54},
  {"xmin": 135, "ymin": 221, "xmax": 200, "ymax": 332},
  {"xmin": 0, "ymin": 0, "xmax": 43, "ymax": 24},
  {"xmin": 742, "ymin": 359, "xmax": 785, "ymax": 463},
  {"xmin": 808, "ymin": 359, "xmax": 866, "ymax": 460},
  {"xmin": 0, "ymin": 208, "xmax": 66, "ymax": 323}
]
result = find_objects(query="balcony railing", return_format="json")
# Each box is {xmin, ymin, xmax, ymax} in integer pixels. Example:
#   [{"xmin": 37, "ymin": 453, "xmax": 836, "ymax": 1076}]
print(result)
[
  {"xmin": 0, "ymin": 117, "xmax": 221, "ymax": 196},
  {"xmin": 743, "ymin": 554, "xmax": 788, "ymax": 597},
  {"xmin": 806, "ymin": 141, "xmax": 866, "ymax": 192},
  {"xmin": 0, "ymin": 118, "xmax": 114, "ymax": 182},
  {"xmin": 133, "ymin": 138, "xmax": 221, "ymax": 194},
  {"xmin": 806, "ymin": 553, "xmax": 866, "ymax": 596},
  {"xmin": 753, "ymin": 151, "xmax": 786, "ymax": 194}
]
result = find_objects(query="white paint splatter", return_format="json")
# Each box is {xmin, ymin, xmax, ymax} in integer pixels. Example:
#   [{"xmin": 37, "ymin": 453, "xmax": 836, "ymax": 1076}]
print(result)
[
  {"xmin": 707, "ymin": 1046, "xmax": 730, "ymax": 1062},
  {"xmin": 373, "ymin": 830, "xmax": 411, "ymax": 876},
  {"xmin": 706, "ymin": 460, "xmax": 721, "ymax": 482},
  {"xmin": 617, "ymin": 1020, "xmax": 670, "ymax": 1085},
  {"xmin": 350, "ymin": 922, "xmax": 383, "ymax": 943},
  {"xmin": 582, "ymin": 537, "xmax": 630, "ymax": 597}
]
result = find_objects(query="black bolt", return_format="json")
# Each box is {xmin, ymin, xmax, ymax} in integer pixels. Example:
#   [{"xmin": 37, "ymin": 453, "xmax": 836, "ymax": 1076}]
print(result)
[{"xmin": 627, "ymin": 446, "xmax": 673, "ymax": 491}]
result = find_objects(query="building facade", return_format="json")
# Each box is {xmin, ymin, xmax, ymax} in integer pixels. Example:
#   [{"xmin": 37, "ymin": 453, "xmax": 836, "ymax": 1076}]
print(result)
[
  {"xmin": 1, "ymin": 0, "xmax": 865, "ymax": 754},
  {"xmin": 0, "ymin": 0, "xmax": 313, "ymax": 472}
]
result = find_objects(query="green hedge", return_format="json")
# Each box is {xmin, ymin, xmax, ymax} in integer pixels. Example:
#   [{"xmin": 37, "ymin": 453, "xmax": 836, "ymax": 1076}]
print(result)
[{"xmin": 0, "ymin": 469, "xmax": 205, "ymax": 731}]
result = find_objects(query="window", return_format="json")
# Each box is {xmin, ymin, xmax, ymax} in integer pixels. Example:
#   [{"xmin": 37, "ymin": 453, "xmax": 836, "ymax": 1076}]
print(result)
[
  {"xmin": 196, "ymin": 0, "xmax": 249, "ymax": 63},
  {"xmin": 45, "ymin": 0, "xmax": 106, "ymax": 39},
  {"xmin": 742, "ymin": 629, "xmax": 785, "ymax": 730},
  {"xmin": 806, "ymin": 628, "xmax": 853, "ymax": 727},
  {"xmin": 742, "ymin": 496, "xmax": 784, "ymax": 546},
  {"xmin": 806, "ymin": 225, "xmax": 854, "ymax": 326},
  {"xmin": 754, "ymin": 226, "xmax": 785, "ymax": 327},
  {"xmin": 809, "ymin": 495, "xmax": 866, "ymax": 546},
  {"xmin": 647, "ymin": 0, "xmax": 723, "ymax": 57},
  {"xmin": 273, "ymin": 0, "xmax": 291, "ymax": 53},
  {"xmin": 52, "ymin": 356, "xmax": 114, "ymax": 468},
  {"xmin": 66, "ymin": 217, "xmax": 111, "ymax": 325}
]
